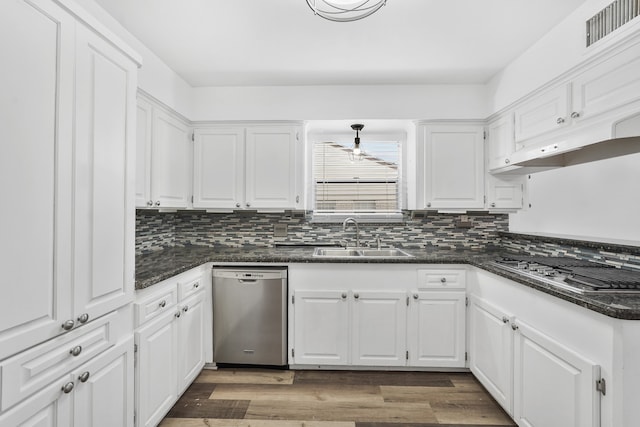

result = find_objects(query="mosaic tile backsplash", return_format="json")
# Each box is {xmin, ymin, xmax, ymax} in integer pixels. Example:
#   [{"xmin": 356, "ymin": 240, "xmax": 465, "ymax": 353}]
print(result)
[{"xmin": 136, "ymin": 210, "xmax": 509, "ymax": 255}]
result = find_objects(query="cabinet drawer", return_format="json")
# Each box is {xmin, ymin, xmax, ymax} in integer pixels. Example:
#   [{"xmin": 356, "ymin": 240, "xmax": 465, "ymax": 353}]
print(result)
[
  {"xmin": 178, "ymin": 274, "xmax": 204, "ymax": 301},
  {"xmin": 135, "ymin": 286, "xmax": 177, "ymax": 328},
  {"xmin": 0, "ymin": 311, "xmax": 118, "ymax": 411},
  {"xmin": 417, "ymin": 269, "xmax": 466, "ymax": 289}
]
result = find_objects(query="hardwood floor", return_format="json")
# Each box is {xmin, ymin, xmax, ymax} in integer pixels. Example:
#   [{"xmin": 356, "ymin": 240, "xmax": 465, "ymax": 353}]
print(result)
[{"xmin": 159, "ymin": 368, "xmax": 516, "ymax": 427}]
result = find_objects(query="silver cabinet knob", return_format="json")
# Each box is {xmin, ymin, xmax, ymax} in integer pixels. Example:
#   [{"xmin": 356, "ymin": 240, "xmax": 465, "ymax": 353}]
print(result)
[
  {"xmin": 77, "ymin": 313, "xmax": 89, "ymax": 324},
  {"xmin": 341, "ymin": 293, "xmax": 347, "ymax": 299},
  {"xmin": 440, "ymin": 277, "xmax": 447, "ymax": 283},
  {"xmin": 61, "ymin": 320, "xmax": 75, "ymax": 331},
  {"xmin": 147, "ymin": 200, "xmax": 153, "ymax": 206},
  {"xmin": 78, "ymin": 371, "xmax": 90, "ymax": 383},
  {"xmin": 246, "ymin": 202, "xmax": 251, "ymax": 207},
  {"xmin": 175, "ymin": 311, "xmax": 181, "ymax": 318},
  {"xmin": 505, "ymin": 158, "xmax": 510, "ymax": 164},
  {"xmin": 193, "ymin": 282, "xmax": 200, "ymax": 289},
  {"xmin": 155, "ymin": 201, "xmax": 160, "ymax": 206},
  {"xmin": 556, "ymin": 117, "xmax": 565, "ymax": 124},
  {"xmin": 354, "ymin": 293, "xmax": 359, "ymax": 299},
  {"xmin": 62, "ymin": 382, "xmax": 75, "ymax": 394},
  {"xmin": 413, "ymin": 294, "xmax": 419, "ymax": 300},
  {"xmin": 502, "ymin": 316, "xmax": 509, "ymax": 324},
  {"xmin": 490, "ymin": 202, "xmax": 496, "ymax": 208},
  {"xmin": 511, "ymin": 323, "xmax": 519, "ymax": 331},
  {"xmin": 571, "ymin": 111, "xmax": 580, "ymax": 119},
  {"xmin": 235, "ymin": 203, "xmax": 241, "ymax": 208},
  {"xmin": 70, "ymin": 345, "xmax": 82, "ymax": 357},
  {"xmin": 426, "ymin": 202, "xmax": 431, "ymax": 208},
  {"xmin": 182, "ymin": 305, "xmax": 189, "ymax": 312},
  {"xmin": 159, "ymin": 300, "xmax": 166, "ymax": 308}
]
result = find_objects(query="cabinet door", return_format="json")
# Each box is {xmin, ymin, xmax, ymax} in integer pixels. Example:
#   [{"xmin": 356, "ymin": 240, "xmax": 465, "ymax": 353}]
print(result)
[
  {"xmin": 245, "ymin": 127, "xmax": 300, "ymax": 209},
  {"xmin": 514, "ymin": 84, "xmax": 569, "ymax": 145},
  {"xmin": 135, "ymin": 310, "xmax": 178, "ymax": 427},
  {"xmin": 192, "ymin": 127, "xmax": 245, "ymax": 209},
  {"xmin": 513, "ymin": 320, "xmax": 601, "ymax": 427},
  {"xmin": 421, "ymin": 124, "xmax": 484, "ymax": 209},
  {"xmin": 468, "ymin": 296, "xmax": 514, "ymax": 415},
  {"xmin": 0, "ymin": 0, "xmax": 75, "ymax": 360},
  {"xmin": 486, "ymin": 175, "xmax": 524, "ymax": 210},
  {"xmin": 293, "ymin": 290, "xmax": 349, "ymax": 365},
  {"xmin": 151, "ymin": 109, "xmax": 191, "ymax": 208},
  {"xmin": 407, "ymin": 291, "xmax": 466, "ymax": 368},
  {"xmin": 73, "ymin": 338, "xmax": 134, "ymax": 427},
  {"xmin": 572, "ymin": 42, "xmax": 640, "ymax": 123},
  {"xmin": 351, "ymin": 291, "xmax": 406, "ymax": 366},
  {"xmin": 487, "ymin": 114, "xmax": 515, "ymax": 170},
  {"xmin": 73, "ymin": 23, "xmax": 136, "ymax": 324},
  {"xmin": 177, "ymin": 291, "xmax": 206, "ymax": 394},
  {"xmin": 136, "ymin": 97, "xmax": 153, "ymax": 207}
]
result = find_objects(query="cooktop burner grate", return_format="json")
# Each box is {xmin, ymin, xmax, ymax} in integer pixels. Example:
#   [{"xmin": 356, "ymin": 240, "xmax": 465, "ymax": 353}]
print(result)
[{"xmin": 566, "ymin": 267, "xmax": 640, "ymax": 290}]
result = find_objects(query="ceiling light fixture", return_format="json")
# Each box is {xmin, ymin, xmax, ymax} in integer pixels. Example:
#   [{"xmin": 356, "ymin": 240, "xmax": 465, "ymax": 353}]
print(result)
[
  {"xmin": 348, "ymin": 124, "xmax": 365, "ymax": 162},
  {"xmin": 306, "ymin": 0, "xmax": 387, "ymax": 22}
]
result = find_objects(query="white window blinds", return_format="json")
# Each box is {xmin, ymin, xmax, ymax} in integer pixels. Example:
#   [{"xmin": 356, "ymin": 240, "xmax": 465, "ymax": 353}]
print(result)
[{"xmin": 313, "ymin": 140, "xmax": 401, "ymax": 214}]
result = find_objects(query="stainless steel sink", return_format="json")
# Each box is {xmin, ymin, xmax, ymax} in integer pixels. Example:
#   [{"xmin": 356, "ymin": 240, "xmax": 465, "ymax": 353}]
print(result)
[{"xmin": 313, "ymin": 247, "xmax": 413, "ymax": 258}]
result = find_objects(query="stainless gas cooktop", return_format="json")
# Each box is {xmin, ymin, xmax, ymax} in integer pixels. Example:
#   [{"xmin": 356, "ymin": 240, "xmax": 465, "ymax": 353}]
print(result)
[{"xmin": 490, "ymin": 255, "xmax": 640, "ymax": 295}]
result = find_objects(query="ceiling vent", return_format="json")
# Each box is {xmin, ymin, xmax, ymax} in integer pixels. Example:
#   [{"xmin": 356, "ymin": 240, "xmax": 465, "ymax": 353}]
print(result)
[{"xmin": 586, "ymin": 0, "xmax": 640, "ymax": 46}]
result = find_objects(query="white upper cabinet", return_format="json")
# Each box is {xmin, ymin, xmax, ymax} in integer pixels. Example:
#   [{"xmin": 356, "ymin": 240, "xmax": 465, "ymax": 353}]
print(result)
[
  {"xmin": 418, "ymin": 123, "xmax": 485, "ymax": 210},
  {"xmin": 193, "ymin": 125, "xmax": 303, "ymax": 210},
  {"xmin": 136, "ymin": 95, "xmax": 191, "ymax": 209},
  {"xmin": 514, "ymin": 84, "xmax": 570, "ymax": 146},
  {"xmin": 486, "ymin": 175, "xmax": 524, "ymax": 210},
  {"xmin": 487, "ymin": 113, "xmax": 515, "ymax": 171},
  {"xmin": 0, "ymin": 0, "xmax": 138, "ymax": 361}
]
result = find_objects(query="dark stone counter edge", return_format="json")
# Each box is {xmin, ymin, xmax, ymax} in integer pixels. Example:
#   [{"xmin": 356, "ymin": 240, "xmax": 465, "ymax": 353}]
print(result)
[{"xmin": 135, "ymin": 247, "xmax": 640, "ymax": 321}]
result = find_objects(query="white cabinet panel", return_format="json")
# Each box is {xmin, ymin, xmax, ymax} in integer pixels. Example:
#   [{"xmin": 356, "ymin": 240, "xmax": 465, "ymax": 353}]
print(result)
[
  {"xmin": 513, "ymin": 321, "xmax": 600, "ymax": 427},
  {"xmin": 151, "ymin": 109, "xmax": 191, "ymax": 208},
  {"xmin": 419, "ymin": 123, "xmax": 485, "ymax": 210},
  {"xmin": 73, "ymin": 24, "xmax": 136, "ymax": 323},
  {"xmin": 469, "ymin": 296, "xmax": 514, "ymax": 415},
  {"xmin": 135, "ymin": 309, "xmax": 178, "ymax": 427},
  {"xmin": 192, "ymin": 128, "xmax": 244, "ymax": 209},
  {"xmin": 293, "ymin": 290, "xmax": 349, "ymax": 365},
  {"xmin": 245, "ymin": 127, "xmax": 299, "ymax": 209},
  {"xmin": 514, "ymin": 84, "xmax": 570, "ymax": 145},
  {"xmin": 408, "ymin": 291, "xmax": 466, "ymax": 367},
  {"xmin": 136, "ymin": 98, "xmax": 153, "ymax": 207},
  {"xmin": 177, "ymin": 292, "xmax": 206, "ymax": 394},
  {"xmin": 486, "ymin": 175, "xmax": 524, "ymax": 210},
  {"xmin": 351, "ymin": 291, "xmax": 406, "ymax": 366},
  {"xmin": 487, "ymin": 114, "xmax": 515, "ymax": 170}
]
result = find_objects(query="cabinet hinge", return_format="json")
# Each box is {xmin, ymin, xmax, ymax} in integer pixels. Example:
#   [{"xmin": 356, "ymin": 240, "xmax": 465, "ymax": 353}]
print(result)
[
  {"xmin": 596, "ymin": 378, "xmax": 606, "ymax": 396},
  {"xmin": 291, "ymin": 348, "xmax": 295, "ymax": 358},
  {"xmin": 191, "ymin": 133, "xmax": 195, "ymax": 142},
  {"xmin": 134, "ymin": 411, "xmax": 136, "ymax": 425},
  {"xmin": 465, "ymin": 296, "xmax": 469, "ymax": 307},
  {"xmin": 406, "ymin": 350, "xmax": 409, "ymax": 360},
  {"xmin": 483, "ymin": 195, "xmax": 487, "ymax": 204},
  {"xmin": 291, "ymin": 295, "xmax": 295, "ymax": 304},
  {"xmin": 465, "ymin": 351, "xmax": 468, "ymax": 361},
  {"xmin": 483, "ymin": 131, "xmax": 487, "ymax": 140},
  {"xmin": 406, "ymin": 296, "xmax": 409, "ymax": 306},
  {"xmin": 296, "ymin": 131, "xmax": 300, "ymax": 141},
  {"xmin": 134, "ymin": 344, "xmax": 138, "ymax": 353}
]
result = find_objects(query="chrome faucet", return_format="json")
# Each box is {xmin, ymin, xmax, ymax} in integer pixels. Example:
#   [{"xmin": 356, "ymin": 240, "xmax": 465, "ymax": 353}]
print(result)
[{"xmin": 342, "ymin": 217, "xmax": 360, "ymax": 248}]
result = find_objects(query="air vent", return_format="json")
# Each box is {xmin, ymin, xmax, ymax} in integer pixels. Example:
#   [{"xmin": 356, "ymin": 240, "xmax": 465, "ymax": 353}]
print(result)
[{"xmin": 586, "ymin": 0, "xmax": 640, "ymax": 46}]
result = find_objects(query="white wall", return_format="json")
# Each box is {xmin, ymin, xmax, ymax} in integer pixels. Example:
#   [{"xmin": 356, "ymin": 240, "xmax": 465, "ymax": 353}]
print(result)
[
  {"xmin": 72, "ymin": 0, "xmax": 194, "ymax": 117},
  {"xmin": 190, "ymin": 84, "xmax": 488, "ymax": 121}
]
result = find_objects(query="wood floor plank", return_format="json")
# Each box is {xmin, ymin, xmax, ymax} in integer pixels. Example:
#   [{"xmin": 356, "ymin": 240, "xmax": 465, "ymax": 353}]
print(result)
[
  {"xmin": 160, "ymin": 419, "xmax": 355, "ymax": 427},
  {"xmin": 356, "ymin": 423, "xmax": 515, "ymax": 427},
  {"xmin": 431, "ymin": 401, "xmax": 515, "ymax": 426},
  {"xmin": 380, "ymin": 385, "xmax": 496, "ymax": 404},
  {"xmin": 293, "ymin": 370, "xmax": 454, "ymax": 387},
  {"xmin": 245, "ymin": 400, "xmax": 438, "ymax": 423},
  {"xmin": 165, "ymin": 398, "xmax": 250, "ymax": 419},
  {"xmin": 210, "ymin": 383, "xmax": 384, "ymax": 403},
  {"xmin": 196, "ymin": 368, "xmax": 295, "ymax": 385}
]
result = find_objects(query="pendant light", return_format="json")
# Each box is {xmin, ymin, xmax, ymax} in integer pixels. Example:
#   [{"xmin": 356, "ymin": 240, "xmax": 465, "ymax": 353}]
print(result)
[
  {"xmin": 348, "ymin": 123, "xmax": 365, "ymax": 162},
  {"xmin": 306, "ymin": 0, "xmax": 387, "ymax": 22}
]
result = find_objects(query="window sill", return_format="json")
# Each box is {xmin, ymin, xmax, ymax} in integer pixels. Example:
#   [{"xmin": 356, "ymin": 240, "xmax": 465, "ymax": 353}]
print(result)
[{"xmin": 309, "ymin": 212, "xmax": 406, "ymax": 224}]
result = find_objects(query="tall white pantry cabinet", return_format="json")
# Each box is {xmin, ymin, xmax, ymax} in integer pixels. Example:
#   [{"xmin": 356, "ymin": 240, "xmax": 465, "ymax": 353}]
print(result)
[{"xmin": 0, "ymin": 0, "xmax": 140, "ymax": 425}]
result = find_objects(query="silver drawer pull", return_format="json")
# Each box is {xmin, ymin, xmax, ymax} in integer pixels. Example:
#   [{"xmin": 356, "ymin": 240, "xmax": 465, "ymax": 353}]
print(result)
[
  {"xmin": 70, "ymin": 346, "xmax": 82, "ymax": 357},
  {"xmin": 159, "ymin": 300, "xmax": 166, "ymax": 308},
  {"xmin": 77, "ymin": 313, "xmax": 89, "ymax": 324},
  {"xmin": 502, "ymin": 316, "xmax": 509, "ymax": 324},
  {"xmin": 440, "ymin": 277, "xmax": 447, "ymax": 283},
  {"xmin": 413, "ymin": 294, "xmax": 418, "ymax": 300},
  {"xmin": 182, "ymin": 305, "xmax": 189, "ymax": 312},
  {"xmin": 62, "ymin": 320, "xmax": 75, "ymax": 330},
  {"xmin": 175, "ymin": 311, "xmax": 181, "ymax": 318},
  {"xmin": 78, "ymin": 371, "xmax": 90, "ymax": 383},
  {"xmin": 341, "ymin": 293, "xmax": 347, "ymax": 299},
  {"xmin": 62, "ymin": 382, "xmax": 75, "ymax": 394},
  {"xmin": 193, "ymin": 282, "xmax": 200, "ymax": 289}
]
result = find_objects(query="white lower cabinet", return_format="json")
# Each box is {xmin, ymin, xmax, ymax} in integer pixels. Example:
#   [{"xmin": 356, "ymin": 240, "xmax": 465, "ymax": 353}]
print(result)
[
  {"xmin": 134, "ymin": 267, "xmax": 208, "ymax": 427},
  {"xmin": 469, "ymin": 282, "xmax": 602, "ymax": 427},
  {"xmin": 289, "ymin": 264, "xmax": 466, "ymax": 368},
  {"xmin": 0, "ymin": 336, "xmax": 134, "ymax": 427},
  {"xmin": 408, "ymin": 291, "xmax": 466, "ymax": 368}
]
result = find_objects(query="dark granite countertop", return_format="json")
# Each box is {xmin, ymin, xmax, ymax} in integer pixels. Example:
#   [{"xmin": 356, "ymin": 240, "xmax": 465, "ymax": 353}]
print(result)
[{"xmin": 135, "ymin": 245, "xmax": 640, "ymax": 320}]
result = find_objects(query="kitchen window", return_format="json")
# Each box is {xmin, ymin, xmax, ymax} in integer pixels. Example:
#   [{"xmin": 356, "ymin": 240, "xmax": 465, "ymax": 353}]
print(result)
[{"xmin": 312, "ymin": 136, "xmax": 404, "ymax": 221}]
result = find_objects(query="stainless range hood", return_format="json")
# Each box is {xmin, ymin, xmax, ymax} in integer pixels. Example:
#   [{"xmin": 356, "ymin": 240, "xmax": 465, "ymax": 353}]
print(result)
[{"xmin": 494, "ymin": 112, "xmax": 640, "ymax": 174}]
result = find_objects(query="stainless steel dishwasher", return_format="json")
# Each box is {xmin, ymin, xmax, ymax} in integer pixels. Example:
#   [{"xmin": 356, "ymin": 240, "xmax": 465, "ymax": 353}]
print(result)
[{"xmin": 212, "ymin": 267, "xmax": 287, "ymax": 366}]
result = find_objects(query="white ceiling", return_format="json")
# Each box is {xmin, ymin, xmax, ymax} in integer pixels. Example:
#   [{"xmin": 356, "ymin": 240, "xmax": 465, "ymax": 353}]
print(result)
[{"xmin": 94, "ymin": 0, "xmax": 588, "ymax": 87}]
